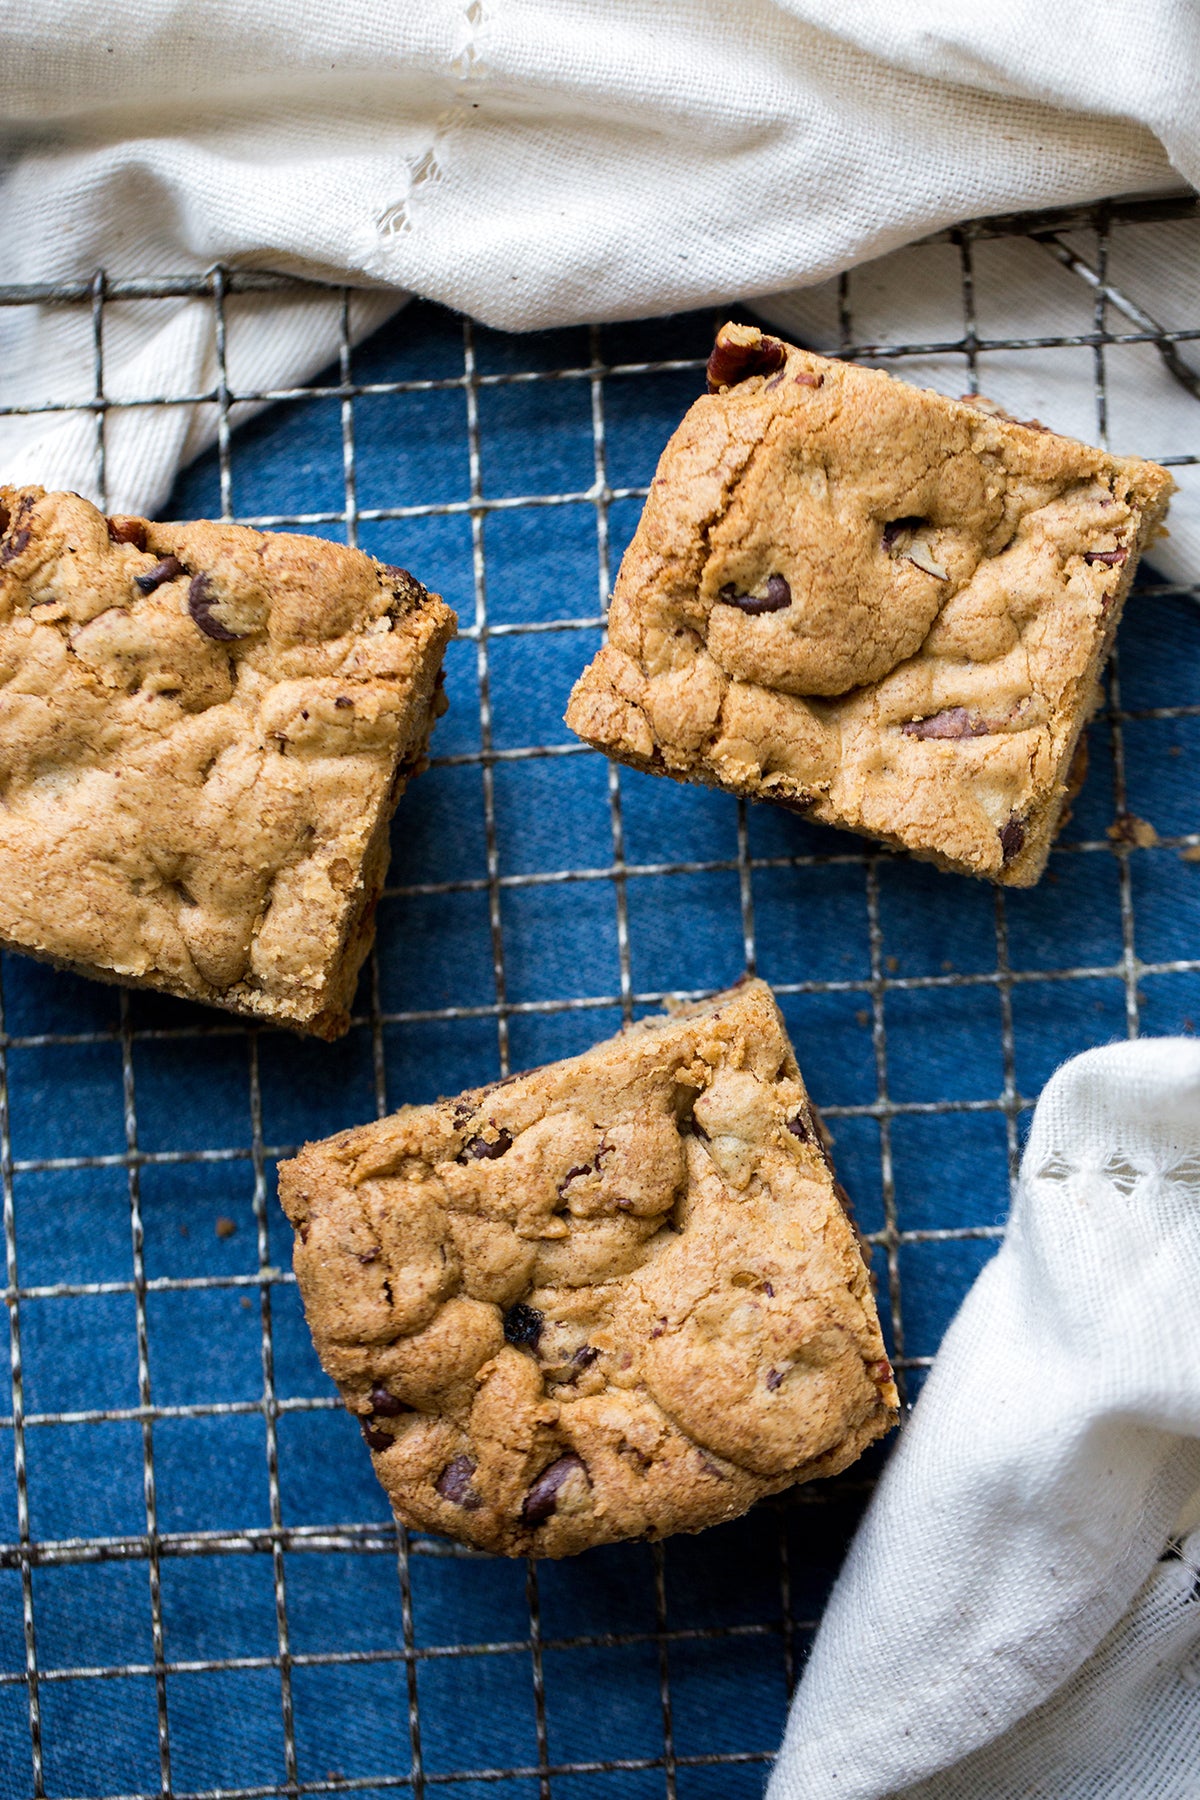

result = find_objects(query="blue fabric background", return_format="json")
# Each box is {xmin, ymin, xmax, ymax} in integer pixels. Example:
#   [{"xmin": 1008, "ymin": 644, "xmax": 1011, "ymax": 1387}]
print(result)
[{"xmin": 0, "ymin": 294, "xmax": 1197, "ymax": 1799}]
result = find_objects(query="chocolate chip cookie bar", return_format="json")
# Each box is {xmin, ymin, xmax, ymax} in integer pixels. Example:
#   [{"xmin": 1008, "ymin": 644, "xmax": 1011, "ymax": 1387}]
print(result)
[
  {"xmin": 279, "ymin": 979, "xmax": 898, "ymax": 1557},
  {"xmin": 566, "ymin": 324, "xmax": 1173, "ymax": 885},
  {"xmin": 0, "ymin": 487, "xmax": 455, "ymax": 1036}
]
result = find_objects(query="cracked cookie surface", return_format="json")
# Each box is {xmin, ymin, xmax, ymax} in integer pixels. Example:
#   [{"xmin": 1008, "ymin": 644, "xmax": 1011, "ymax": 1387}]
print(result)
[
  {"xmin": 565, "ymin": 324, "xmax": 1173, "ymax": 885},
  {"xmin": 279, "ymin": 980, "xmax": 898, "ymax": 1557},
  {"xmin": 0, "ymin": 487, "xmax": 455, "ymax": 1035}
]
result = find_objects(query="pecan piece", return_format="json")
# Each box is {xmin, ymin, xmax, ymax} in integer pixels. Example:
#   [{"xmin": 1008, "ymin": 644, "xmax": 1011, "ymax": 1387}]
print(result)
[
  {"xmin": 107, "ymin": 517, "xmax": 148, "ymax": 549},
  {"xmin": 706, "ymin": 324, "xmax": 786, "ymax": 393}
]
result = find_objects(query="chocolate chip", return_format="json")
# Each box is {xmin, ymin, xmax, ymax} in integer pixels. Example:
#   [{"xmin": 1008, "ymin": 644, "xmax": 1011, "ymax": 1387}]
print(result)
[
  {"xmin": 356, "ymin": 1247, "xmax": 380, "ymax": 1265},
  {"xmin": 571, "ymin": 1344, "xmax": 599, "ymax": 1371},
  {"xmin": 134, "ymin": 554, "xmax": 183, "ymax": 595},
  {"xmin": 521, "ymin": 1452, "xmax": 587, "ymax": 1527},
  {"xmin": 503, "ymin": 1302, "xmax": 544, "ymax": 1350},
  {"xmin": 763, "ymin": 1281, "xmax": 774, "ymax": 1297},
  {"xmin": 459, "ymin": 1127, "xmax": 513, "ymax": 1162},
  {"xmin": 107, "ymin": 517, "xmax": 148, "ymax": 549},
  {"xmin": 902, "ymin": 707, "xmax": 987, "ymax": 741},
  {"xmin": 868, "ymin": 1358, "xmax": 893, "ymax": 1384},
  {"xmin": 435, "ymin": 1454, "xmax": 482, "ymax": 1509},
  {"xmin": 1083, "ymin": 547, "xmax": 1128, "ymax": 566},
  {"xmin": 187, "ymin": 571, "xmax": 245, "ymax": 641},
  {"xmin": 765, "ymin": 1368, "xmax": 785, "ymax": 1391},
  {"xmin": 649, "ymin": 1317, "xmax": 667, "ymax": 1339},
  {"xmin": 368, "ymin": 1385, "xmax": 410, "ymax": 1417},
  {"xmin": 557, "ymin": 1162, "xmax": 593, "ymax": 1196},
  {"xmin": 360, "ymin": 1421, "xmax": 393, "ymax": 1452},
  {"xmin": 716, "ymin": 573, "xmax": 791, "ymax": 615},
  {"xmin": 999, "ymin": 816, "xmax": 1026, "ymax": 864},
  {"xmin": 334, "ymin": 695, "xmax": 354, "ymax": 709},
  {"xmin": 881, "ymin": 516, "xmax": 927, "ymax": 553},
  {"xmin": 380, "ymin": 563, "xmax": 414, "ymax": 582},
  {"xmin": 0, "ymin": 527, "xmax": 30, "ymax": 566},
  {"xmin": 786, "ymin": 1112, "xmax": 812, "ymax": 1144},
  {"xmin": 0, "ymin": 502, "xmax": 9, "ymax": 537},
  {"xmin": 793, "ymin": 370, "xmax": 823, "ymax": 388},
  {"xmin": 706, "ymin": 327, "xmax": 786, "ymax": 393}
]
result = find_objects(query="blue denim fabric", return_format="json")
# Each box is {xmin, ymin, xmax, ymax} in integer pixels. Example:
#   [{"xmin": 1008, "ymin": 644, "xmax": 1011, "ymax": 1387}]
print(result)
[{"xmin": 0, "ymin": 298, "xmax": 1195, "ymax": 1799}]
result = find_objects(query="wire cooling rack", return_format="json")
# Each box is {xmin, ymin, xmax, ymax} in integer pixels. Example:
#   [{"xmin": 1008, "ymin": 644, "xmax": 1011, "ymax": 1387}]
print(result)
[{"xmin": 0, "ymin": 192, "xmax": 1198, "ymax": 1800}]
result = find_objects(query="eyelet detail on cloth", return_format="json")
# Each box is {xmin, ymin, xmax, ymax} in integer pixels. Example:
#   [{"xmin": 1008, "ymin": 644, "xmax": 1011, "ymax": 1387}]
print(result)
[{"xmin": 1029, "ymin": 1151, "xmax": 1200, "ymax": 1195}]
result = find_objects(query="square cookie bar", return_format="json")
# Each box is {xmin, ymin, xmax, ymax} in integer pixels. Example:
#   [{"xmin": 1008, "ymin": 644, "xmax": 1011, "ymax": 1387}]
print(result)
[
  {"xmin": 0, "ymin": 487, "xmax": 455, "ymax": 1036},
  {"xmin": 279, "ymin": 979, "xmax": 897, "ymax": 1557},
  {"xmin": 566, "ymin": 325, "xmax": 1173, "ymax": 885}
]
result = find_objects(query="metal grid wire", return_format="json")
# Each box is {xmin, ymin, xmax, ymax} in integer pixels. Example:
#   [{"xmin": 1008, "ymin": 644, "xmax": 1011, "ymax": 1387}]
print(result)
[{"xmin": 0, "ymin": 189, "xmax": 1197, "ymax": 1800}]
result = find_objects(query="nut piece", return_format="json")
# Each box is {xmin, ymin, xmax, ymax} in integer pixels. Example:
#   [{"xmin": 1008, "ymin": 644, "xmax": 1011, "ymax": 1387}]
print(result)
[{"xmin": 706, "ymin": 323, "xmax": 787, "ymax": 393}]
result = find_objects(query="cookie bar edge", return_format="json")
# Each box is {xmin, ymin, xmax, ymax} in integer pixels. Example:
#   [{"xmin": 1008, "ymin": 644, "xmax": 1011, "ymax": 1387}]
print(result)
[{"xmin": 279, "ymin": 978, "xmax": 898, "ymax": 1557}]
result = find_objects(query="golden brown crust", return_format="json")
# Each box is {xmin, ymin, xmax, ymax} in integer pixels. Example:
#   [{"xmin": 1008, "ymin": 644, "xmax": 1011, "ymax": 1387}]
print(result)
[
  {"xmin": 278, "ymin": 980, "xmax": 898, "ymax": 1557},
  {"xmin": 565, "ymin": 328, "xmax": 1174, "ymax": 886},
  {"xmin": 0, "ymin": 486, "xmax": 455, "ymax": 1035}
]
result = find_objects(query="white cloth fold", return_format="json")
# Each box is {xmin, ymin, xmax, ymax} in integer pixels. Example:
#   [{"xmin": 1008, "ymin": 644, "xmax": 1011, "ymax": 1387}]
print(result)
[
  {"xmin": 769, "ymin": 1040, "xmax": 1200, "ymax": 1800},
  {"xmin": 1, "ymin": 1, "xmax": 1198, "ymax": 542}
]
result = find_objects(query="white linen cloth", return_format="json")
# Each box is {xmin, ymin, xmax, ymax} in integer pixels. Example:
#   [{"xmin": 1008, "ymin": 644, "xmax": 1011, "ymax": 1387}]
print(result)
[
  {"xmin": 0, "ymin": 0, "xmax": 1198, "ymax": 573},
  {"xmin": 770, "ymin": 1039, "xmax": 1200, "ymax": 1800}
]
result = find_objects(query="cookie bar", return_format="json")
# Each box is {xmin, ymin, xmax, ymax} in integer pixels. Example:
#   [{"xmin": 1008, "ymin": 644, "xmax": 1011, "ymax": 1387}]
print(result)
[
  {"xmin": 0, "ymin": 487, "xmax": 455, "ymax": 1036},
  {"xmin": 566, "ymin": 324, "xmax": 1173, "ymax": 885},
  {"xmin": 279, "ymin": 979, "xmax": 898, "ymax": 1557}
]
